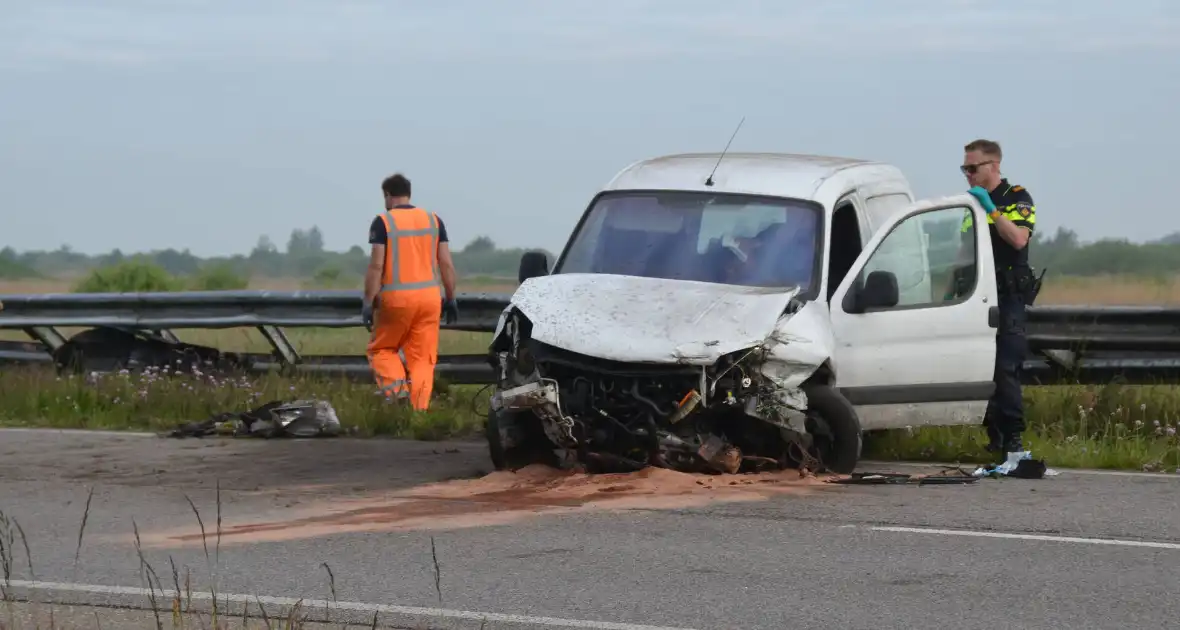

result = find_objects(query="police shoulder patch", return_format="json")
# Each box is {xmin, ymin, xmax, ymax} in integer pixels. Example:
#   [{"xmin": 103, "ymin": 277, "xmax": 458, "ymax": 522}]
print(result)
[{"xmin": 1020, "ymin": 208, "xmax": 1031, "ymax": 217}]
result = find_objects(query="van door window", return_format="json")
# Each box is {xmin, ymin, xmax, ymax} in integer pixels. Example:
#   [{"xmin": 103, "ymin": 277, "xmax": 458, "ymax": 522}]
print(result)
[{"xmin": 848, "ymin": 205, "xmax": 978, "ymax": 309}]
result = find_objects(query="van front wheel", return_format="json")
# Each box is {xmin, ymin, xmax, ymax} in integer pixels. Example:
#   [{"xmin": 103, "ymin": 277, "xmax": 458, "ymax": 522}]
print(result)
[
  {"xmin": 802, "ymin": 384, "xmax": 863, "ymax": 474},
  {"xmin": 486, "ymin": 408, "xmax": 557, "ymax": 471}
]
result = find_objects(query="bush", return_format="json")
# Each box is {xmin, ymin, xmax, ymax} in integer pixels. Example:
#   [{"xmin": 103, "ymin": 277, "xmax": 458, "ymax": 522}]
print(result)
[
  {"xmin": 189, "ymin": 263, "xmax": 249, "ymax": 290},
  {"xmin": 72, "ymin": 260, "xmax": 184, "ymax": 293},
  {"xmin": 304, "ymin": 265, "xmax": 357, "ymax": 289},
  {"xmin": 0, "ymin": 257, "xmax": 38, "ymax": 279}
]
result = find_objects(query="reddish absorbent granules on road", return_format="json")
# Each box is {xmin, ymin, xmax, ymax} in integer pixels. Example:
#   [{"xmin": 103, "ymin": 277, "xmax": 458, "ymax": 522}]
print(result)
[{"xmin": 136, "ymin": 465, "xmax": 839, "ymax": 548}]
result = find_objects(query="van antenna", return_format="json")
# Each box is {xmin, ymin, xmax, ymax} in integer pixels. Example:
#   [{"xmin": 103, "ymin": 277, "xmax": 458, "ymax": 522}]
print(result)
[{"xmin": 704, "ymin": 116, "xmax": 745, "ymax": 187}]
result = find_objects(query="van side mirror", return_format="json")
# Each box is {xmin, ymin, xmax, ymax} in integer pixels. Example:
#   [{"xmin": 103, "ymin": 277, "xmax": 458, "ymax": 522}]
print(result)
[
  {"xmin": 518, "ymin": 251, "xmax": 550, "ymax": 283},
  {"xmin": 849, "ymin": 270, "xmax": 899, "ymax": 313}
]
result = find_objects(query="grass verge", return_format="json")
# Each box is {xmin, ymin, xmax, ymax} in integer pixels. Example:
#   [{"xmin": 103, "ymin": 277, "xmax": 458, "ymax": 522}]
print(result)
[
  {"xmin": 0, "ymin": 365, "xmax": 489, "ymax": 441},
  {"xmin": 864, "ymin": 382, "xmax": 1180, "ymax": 472},
  {"xmin": 4, "ymin": 362, "xmax": 1180, "ymax": 472}
]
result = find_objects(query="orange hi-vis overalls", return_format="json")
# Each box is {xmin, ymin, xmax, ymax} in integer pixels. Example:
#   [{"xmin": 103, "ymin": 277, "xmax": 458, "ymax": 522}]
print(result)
[{"xmin": 367, "ymin": 205, "xmax": 444, "ymax": 411}]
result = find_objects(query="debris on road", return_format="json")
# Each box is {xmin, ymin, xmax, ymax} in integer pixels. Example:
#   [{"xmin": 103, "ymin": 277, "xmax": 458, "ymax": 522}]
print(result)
[
  {"xmin": 163, "ymin": 399, "xmax": 344, "ymax": 439},
  {"xmin": 830, "ymin": 468, "xmax": 980, "ymax": 486},
  {"xmin": 829, "ymin": 454, "xmax": 1061, "ymax": 486},
  {"xmin": 971, "ymin": 451, "xmax": 1059, "ymax": 479}
]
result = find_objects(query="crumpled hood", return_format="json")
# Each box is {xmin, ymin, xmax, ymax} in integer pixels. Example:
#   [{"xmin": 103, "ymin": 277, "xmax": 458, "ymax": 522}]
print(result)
[{"xmin": 506, "ymin": 273, "xmax": 802, "ymax": 365}]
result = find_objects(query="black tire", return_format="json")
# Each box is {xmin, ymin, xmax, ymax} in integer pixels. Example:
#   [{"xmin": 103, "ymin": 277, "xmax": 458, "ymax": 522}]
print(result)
[
  {"xmin": 802, "ymin": 384, "xmax": 863, "ymax": 474},
  {"xmin": 486, "ymin": 408, "xmax": 554, "ymax": 471},
  {"xmin": 486, "ymin": 407, "xmax": 513, "ymax": 470}
]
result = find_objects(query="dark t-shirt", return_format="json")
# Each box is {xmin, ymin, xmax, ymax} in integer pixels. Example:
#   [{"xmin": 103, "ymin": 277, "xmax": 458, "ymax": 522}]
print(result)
[{"xmin": 368, "ymin": 205, "xmax": 449, "ymax": 245}]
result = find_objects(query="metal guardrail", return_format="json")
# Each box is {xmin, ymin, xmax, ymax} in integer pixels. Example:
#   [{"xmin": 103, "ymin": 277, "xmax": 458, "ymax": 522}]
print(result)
[
  {"xmin": 0, "ymin": 290, "xmax": 511, "ymax": 331},
  {"xmin": 0, "ymin": 290, "xmax": 510, "ymax": 371},
  {"xmin": 0, "ymin": 340, "xmax": 53, "ymax": 365},
  {"xmin": 4, "ymin": 290, "xmax": 1180, "ymax": 386}
]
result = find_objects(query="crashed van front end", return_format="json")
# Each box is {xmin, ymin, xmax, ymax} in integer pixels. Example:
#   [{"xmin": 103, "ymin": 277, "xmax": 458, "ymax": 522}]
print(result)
[{"xmin": 485, "ymin": 273, "xmax": 847, "ymax": 474}]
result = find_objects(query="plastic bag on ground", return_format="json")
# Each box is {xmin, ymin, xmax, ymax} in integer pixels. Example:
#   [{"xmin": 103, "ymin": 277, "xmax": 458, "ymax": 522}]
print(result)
[{"xmin": 972, "ymin": 451, "xmax": 1059, "ymax": 479}]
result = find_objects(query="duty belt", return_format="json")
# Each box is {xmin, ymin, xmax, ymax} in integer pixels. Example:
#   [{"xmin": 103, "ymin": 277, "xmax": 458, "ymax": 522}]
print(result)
[{"xmin": 996, "ymin": 265, "xmax": 1045, "ymax": 304}]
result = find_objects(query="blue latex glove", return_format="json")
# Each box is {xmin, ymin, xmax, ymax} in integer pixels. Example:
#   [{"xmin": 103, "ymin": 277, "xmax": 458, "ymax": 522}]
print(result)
[
  {"xmin": 361, "ymin": 301, "xmax": 374, "ymax": 332},
  {"xmin": 442, "ymin": 298, "xmax": 459, "ymax": 325},
  {"xmin": 967, "ymin": 186, "xmax": 997, "ymax": 213}
]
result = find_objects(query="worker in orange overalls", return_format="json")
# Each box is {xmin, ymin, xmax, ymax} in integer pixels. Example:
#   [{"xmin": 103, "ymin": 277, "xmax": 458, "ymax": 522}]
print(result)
[{"xmin": 361, "ymin": 173, "xmax": 459, "ymax": 410}]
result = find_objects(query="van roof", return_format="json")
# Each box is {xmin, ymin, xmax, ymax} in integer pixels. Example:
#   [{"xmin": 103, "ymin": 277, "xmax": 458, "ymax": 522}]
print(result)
[{"xmin": 603, "ymin": 152, "xmax": 891, "ymax": 202}]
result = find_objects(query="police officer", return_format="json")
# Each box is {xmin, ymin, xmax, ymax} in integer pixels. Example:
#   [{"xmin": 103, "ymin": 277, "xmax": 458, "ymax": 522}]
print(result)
[{"xmin": 959, "ymin": 139, "xmax": 1039, "ymax": 455}]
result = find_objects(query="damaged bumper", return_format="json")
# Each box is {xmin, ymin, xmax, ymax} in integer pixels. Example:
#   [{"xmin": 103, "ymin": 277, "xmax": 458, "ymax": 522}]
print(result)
[{"xmin": 486, "ymin": 295, "xmax": 839, "ymax": 475}]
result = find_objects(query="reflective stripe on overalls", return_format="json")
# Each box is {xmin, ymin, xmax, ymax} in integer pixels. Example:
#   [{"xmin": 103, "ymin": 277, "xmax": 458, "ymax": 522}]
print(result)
[{"xmin": 380, "ymin": 208, "xmax": 442, "ymax": 293}]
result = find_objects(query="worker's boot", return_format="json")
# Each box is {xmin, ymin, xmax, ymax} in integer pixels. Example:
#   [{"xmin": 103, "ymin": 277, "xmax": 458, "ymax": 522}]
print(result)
[{"xmin": 1002, "ymin": 432, "xmax": 1024, "ymax": 455}]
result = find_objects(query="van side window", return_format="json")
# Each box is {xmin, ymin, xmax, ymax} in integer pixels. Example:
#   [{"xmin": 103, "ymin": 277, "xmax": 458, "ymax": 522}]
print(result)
[
  {"xmin": 863, "ymin": 193, "xmax": 912, "ymax": 232},
  {"xmin": 846, "ymin": 205, "xmax": 977, "ymax": 311}
]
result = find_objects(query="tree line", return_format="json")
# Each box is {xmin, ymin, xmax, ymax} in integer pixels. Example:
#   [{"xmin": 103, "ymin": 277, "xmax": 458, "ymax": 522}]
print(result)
[
  {"xmin": 2, "ymin": 224, "xmax": 1179, "ymax": 290},
  {"xmin": 1, "ymin": 229, "xmax": 555, "ymax": 290}
]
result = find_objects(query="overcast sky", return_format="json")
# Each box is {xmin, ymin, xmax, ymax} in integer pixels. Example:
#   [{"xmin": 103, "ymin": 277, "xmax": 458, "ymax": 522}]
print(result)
[{"xmin": 2, "ymin": 0, "xmax": 1176, "ymax": 256}]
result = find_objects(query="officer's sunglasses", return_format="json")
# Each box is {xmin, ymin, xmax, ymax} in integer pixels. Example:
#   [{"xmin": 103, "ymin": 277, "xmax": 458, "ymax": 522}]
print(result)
[{"xmin": 960, "ymin": 160, "xmax": 995, "ymax": 175}]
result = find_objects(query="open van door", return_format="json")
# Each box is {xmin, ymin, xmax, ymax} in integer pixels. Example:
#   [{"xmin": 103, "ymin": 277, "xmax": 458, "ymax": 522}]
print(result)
[{"xmin": 826, "ymin": 193, "xmax": 999, "ymax": 431}]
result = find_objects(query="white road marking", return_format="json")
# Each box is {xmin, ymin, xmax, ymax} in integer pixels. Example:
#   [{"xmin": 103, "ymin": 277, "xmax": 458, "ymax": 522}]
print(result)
[
  {"xmin": 869, "ymin": 526, "xmax": 1180, "ymax": 550},
  {"xmin": 7, "ymin": 579, "xmax": 699, "ymax": 630}
]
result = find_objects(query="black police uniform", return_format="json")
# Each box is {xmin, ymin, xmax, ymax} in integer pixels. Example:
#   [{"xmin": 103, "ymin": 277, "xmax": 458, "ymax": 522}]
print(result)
[{"xmin": 960, "ymin": 179, "xmax": 1038, "ymax": 453}]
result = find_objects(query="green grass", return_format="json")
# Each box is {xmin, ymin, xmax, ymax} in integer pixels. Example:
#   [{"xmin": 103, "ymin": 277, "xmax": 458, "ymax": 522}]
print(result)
[
  {"xmin": 0, "ymin": 364, "xmax": 490, "ymax": 440},
  {"xmin": 864, "ymin": 382, "xmax": 1180, "ymax": 472}
]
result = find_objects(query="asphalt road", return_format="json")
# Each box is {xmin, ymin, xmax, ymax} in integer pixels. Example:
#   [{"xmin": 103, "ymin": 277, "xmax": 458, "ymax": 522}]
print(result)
[{"xmin": 1, "ymin": 428, "xmax": 1178, "ymax": 630}]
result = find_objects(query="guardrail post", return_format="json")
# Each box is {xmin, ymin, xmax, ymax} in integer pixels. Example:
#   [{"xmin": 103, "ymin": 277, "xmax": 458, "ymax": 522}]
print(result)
[
  {"xmin": 257, "ymin": 325, "xmax": 301, "ymax": 369},
  {"xmin": 1041, "ymin": 349, "xmax": 1076, "ymax": 371},
  {"xmin": 23, "ymin": 326, "xmax": 66, "ymax": 352}
]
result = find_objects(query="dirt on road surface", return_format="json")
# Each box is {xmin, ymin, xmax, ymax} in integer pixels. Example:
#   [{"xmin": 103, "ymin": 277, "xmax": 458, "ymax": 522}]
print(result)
[{"xmin": 136, "ymin": 463, "xmax": 833, "ymax": 548}]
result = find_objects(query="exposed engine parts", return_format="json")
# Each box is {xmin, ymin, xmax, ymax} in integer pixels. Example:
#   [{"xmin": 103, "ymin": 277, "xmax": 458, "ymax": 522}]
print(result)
[{"xmin": 487, "ymin": 310, "xmax": 855, "ymax": 476}]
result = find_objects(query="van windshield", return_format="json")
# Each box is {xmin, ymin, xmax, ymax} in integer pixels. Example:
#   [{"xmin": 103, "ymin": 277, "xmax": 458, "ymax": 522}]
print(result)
[{"xmin": 554, "ymin": 190, "xmax": 823, "ymax": 293}]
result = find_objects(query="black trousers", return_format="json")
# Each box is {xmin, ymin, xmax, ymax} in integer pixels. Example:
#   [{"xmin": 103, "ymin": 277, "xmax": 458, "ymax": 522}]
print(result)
[{"xmin": 984, "ymin": 292, "xmax": 1028, "ymax": 447}]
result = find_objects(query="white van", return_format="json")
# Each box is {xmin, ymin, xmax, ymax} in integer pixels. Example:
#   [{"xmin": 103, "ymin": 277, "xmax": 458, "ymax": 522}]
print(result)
[{"xmin": 486, "ymin": 152, "xmax": 999, "ymax": 475}]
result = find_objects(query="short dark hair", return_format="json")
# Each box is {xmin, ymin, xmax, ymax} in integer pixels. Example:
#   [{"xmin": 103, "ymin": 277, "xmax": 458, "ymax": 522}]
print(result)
[
  {"xmin": 381, "ymin": 173, "xmax": 411, "ymax": 198},
  {"xmin": 964, "ymin": 139, "xmax": 1002, "ymax": 160}
]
